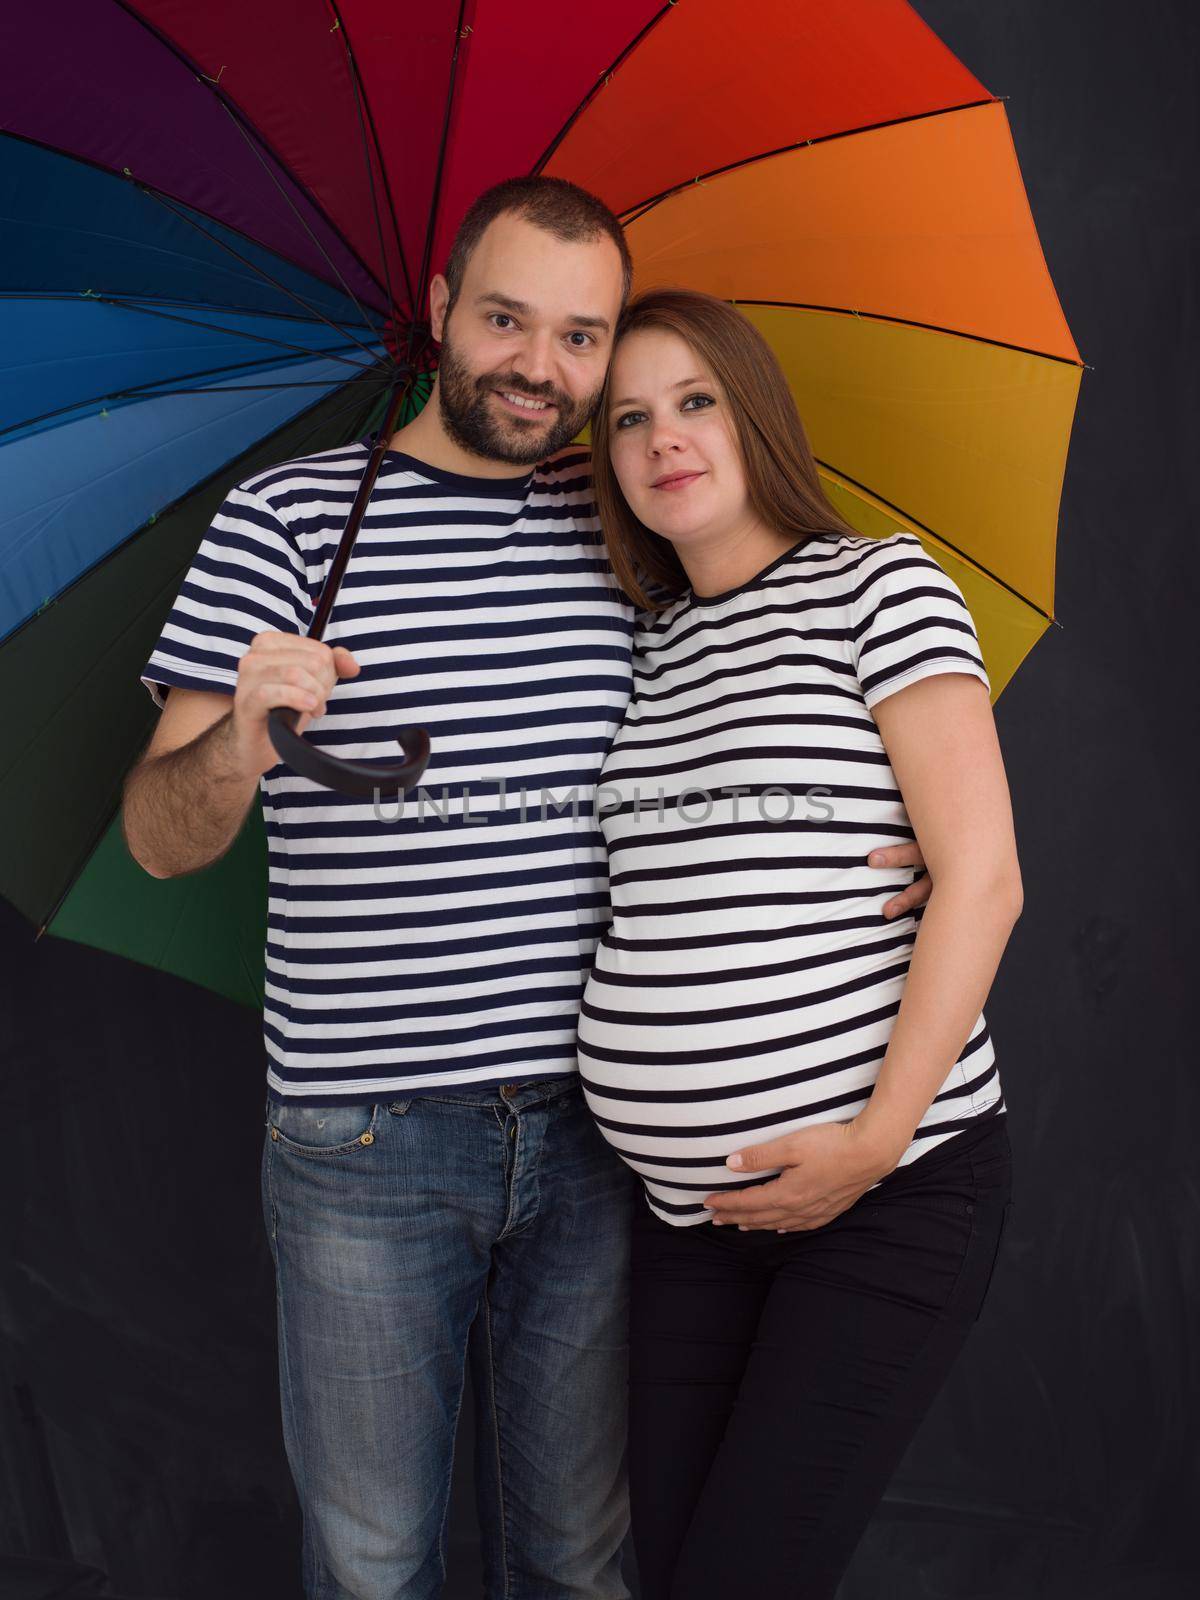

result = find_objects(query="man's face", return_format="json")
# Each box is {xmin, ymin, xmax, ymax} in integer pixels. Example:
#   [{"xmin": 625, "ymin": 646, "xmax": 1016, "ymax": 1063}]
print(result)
[{"xmin": 430, "ymin": 212, "xmax": 625, "ymax": 466}]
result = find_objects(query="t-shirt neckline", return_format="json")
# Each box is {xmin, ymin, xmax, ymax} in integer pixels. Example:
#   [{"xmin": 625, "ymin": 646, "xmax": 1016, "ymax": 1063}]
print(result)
[
  {"xmin": 684, "ymin": 534, "xmax": 820, "ymax": 609},
  {"xmin": 361, "ymin": 436, "xmax": 536, "ymax": 496}
]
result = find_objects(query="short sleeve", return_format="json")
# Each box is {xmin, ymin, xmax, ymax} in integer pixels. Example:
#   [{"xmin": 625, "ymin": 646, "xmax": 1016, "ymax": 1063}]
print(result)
[
  {"xmin": 139, "ymin": 482, "xmax": 315, "ymax": 711},
  {"xmin": 850, "ymin": 532, "xmax": 990, "ymax": 712}
]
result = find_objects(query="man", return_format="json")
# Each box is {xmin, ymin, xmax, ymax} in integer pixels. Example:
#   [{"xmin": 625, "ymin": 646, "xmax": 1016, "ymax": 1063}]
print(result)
[{"xmin": 122, "ymin": 176, "xmax": 931, "ymax": 1600}]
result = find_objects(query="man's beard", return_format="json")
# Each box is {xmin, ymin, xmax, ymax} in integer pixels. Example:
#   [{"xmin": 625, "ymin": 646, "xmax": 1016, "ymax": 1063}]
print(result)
[{"xmin": 435, "ymin": 331, "xmax": 601, "ymax": 467}]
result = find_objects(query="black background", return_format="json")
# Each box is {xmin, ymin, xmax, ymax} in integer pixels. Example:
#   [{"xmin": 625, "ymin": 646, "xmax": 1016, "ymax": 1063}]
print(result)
[{"xmin": 2, "ymin": 1, "xmax": 1197, "ymax": 1595}]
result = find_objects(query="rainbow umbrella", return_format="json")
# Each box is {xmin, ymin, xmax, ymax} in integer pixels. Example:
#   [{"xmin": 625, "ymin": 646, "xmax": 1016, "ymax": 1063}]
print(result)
[{"xmin": 0, "ymin": 0, "xmax": 1081, "ymax": 1009}]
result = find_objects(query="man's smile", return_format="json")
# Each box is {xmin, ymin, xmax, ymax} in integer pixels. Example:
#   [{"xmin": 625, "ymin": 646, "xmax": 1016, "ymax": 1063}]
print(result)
[{"xmin": 494, "ymin": 389, "xmax": 555, "ymax": 416}]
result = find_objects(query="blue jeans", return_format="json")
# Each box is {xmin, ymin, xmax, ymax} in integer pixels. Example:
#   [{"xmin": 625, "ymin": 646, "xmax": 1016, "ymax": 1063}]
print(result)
[{"xmin": 261, "ymin": 1077, "xmax": 639, "ymax": 1600}]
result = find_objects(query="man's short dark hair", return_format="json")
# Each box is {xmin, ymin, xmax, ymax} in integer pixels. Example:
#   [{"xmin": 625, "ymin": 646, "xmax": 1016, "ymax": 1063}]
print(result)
[{"xmin": 443, "ymin": 176, "xmax": 633, "ymax": 315}]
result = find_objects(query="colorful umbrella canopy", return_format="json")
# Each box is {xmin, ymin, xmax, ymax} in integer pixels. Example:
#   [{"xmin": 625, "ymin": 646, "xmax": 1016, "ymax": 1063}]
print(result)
[{"xmin": 0, "ymin": 0, "xmax": 1082, "ymax": 1009}]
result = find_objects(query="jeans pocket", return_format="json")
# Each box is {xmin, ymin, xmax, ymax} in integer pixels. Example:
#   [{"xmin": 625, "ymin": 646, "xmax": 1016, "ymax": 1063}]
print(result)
[
  {"xmin": 269, "ymin": 1101, "xmax": 379, "ymax": 1157},
  {"xmin": 878, "ymin": 1151, "xmax": 978, "ymax": 1221},
  {"xmin": 966, "ymin": 1119, "xmax": 1013, "ymax": 1188}
]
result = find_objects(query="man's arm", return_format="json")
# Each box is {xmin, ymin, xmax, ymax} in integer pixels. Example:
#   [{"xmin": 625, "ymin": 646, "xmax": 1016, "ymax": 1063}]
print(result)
[
  {"xmin": 123, "ymin": 633, "xmax": 360, "ymax": 880},
  {"xmin": 121, "ymin": 689, "xmax": 263, "ymax": 879}
]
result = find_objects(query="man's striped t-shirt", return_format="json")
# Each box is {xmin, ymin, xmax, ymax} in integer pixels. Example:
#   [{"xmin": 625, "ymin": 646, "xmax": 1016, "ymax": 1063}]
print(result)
[
  {"xmin": 577, "ymin": 530, "xmax": 1005, "ymax": 1225},
  {"xmin": 139, "ymin": 440, "xmax": 637, "ymax": 1105}
]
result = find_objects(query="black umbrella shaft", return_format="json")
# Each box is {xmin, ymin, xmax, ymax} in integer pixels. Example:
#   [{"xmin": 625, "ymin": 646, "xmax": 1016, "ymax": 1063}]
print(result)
[
  {"xmin": 264, "ymin": 371, "xmax": 430, "ymax": 802},
  {"xmin": 308, "ymin": 378, "xmax": 410, "ymax": 642}
]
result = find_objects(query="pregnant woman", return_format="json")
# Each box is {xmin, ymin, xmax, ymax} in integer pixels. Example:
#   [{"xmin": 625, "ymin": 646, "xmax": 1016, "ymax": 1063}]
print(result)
[{"xmin": 579, "ymin": 288, "xmax": 1022, "ymax": 1599}]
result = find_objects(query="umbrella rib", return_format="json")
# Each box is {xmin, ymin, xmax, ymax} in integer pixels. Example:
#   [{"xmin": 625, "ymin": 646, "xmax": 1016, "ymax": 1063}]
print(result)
[
  {"xmin": 1, "ymin": 127, "xmax": 390, "ymax": 351},
  {"xmin": 617, "ymin": 99, "xmax": 998, "ymax": 225},
  {"xmin": 209, "ymin": 92, "xmax": 391, "ymax": 338},
  {"xmin": 282, "ymin": 373, "xmax": 399, "ymax": 462},
  {"xmin": 414, "ymin": 0, "xmax": 470, "ymax": 322},
  {"xmin": 0, "ymin": 345, "xmax": 386, "ymax": 443},
  {"xmin": 63, "ymin": 293, "xmax": 381, "ymax": 376},
  {"xmin": 136, "ymin": 185, "xmax": 389, "ymax": 365},
  {"xmin": 5, "ymin": 290, "xmax": 384, "ymax": 331},
  {"xmin": 732, "ymin": 300, "xmax": 1084, "ymax": 368},
  {"xmin": 3, "ymin": 369, "xmax": 394, "ymax": 662},
  {"xmin": 815, "ymin": 456, "xmax": 1060, "ymax": 629},
  {"xmin": 109, "ymin": 0, "xmax": 393, "ymax": 307},
  {"xmin": 531, "ymin": 4, "xmax": 677, "ymax": 176},
  {"xmin": 35, "ymin": 794, "xmax": 124, "ymax": 939},
  {"xmin": 116, "ymin": 381, "xmax": 389, "ymax": 394},
  {"xmin": 328, "ymin": 0, "xmax": 415, "ymax": 321}
]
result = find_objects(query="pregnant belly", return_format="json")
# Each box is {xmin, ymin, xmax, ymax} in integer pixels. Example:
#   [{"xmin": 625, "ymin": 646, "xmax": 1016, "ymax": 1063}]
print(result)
[{"xmin": 577, "ymin": 940, "xmax": 996, "ymax": 1206}]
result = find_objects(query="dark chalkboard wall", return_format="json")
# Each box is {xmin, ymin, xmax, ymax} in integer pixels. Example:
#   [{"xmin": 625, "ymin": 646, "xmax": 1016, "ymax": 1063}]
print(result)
[{"xmin": 2, "ymin": 1, "xmax": 1196, "ymax": 1595}]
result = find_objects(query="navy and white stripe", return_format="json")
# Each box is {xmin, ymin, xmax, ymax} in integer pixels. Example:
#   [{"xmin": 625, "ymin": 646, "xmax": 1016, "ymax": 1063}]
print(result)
[
  {"xmin": 140, "ymin": 441, "xmax": 636, "ymax": 1104},
  {"xmin": 577, "ymin": 531, "xmax": 1004, "ymax": 1226}
]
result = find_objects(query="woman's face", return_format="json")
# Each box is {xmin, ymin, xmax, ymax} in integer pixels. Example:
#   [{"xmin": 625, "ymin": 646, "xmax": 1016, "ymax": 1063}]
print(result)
[{"xmin": 605, "ymin": 327, "xmax": 753, "ymax": 553}]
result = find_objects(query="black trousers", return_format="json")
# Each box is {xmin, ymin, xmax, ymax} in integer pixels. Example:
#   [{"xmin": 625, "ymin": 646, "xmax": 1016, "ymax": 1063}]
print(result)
[{"xmin": 627, "ymin": 1113, "xmax": 1014, "ymax": 1600}]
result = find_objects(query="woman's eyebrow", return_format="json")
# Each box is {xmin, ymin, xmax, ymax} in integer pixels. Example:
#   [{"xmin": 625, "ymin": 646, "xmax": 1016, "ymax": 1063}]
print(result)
[{"xmin": 612, "ymin": 377, "xmax": 708, "ymax": 407}]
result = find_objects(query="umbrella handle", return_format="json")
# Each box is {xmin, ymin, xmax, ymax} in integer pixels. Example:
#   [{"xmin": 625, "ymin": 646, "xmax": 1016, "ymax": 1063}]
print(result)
[
  {"xmin": 267, "ymin": 706, "xmax": 430, "ymax": 800},
  {"xmin": 264, "ymin": 375, "xmax": 432, "ymax": 801}
]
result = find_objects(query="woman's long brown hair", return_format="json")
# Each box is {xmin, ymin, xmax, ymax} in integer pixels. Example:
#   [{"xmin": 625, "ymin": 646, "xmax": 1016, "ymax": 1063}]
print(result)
[{"xmin": 590, "ymin": 288, "xmax": 861, "ymax": 611}]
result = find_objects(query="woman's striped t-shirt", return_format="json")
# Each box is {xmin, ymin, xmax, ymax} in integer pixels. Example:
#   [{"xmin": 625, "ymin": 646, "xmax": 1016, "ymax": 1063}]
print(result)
[
  {"xmin": 140, "ymin": 440, "xmax": 636, "ymax": 1105},
  {"xmin": 577, "ymin": 530, "xmax": 1005, "ymax": 1225}
]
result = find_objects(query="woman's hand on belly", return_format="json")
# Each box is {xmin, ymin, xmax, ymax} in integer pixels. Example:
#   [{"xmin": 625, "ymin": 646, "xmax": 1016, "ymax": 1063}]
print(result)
[
  {"xmin": 867, "ymin": 840, "xmax": 933, "ymax": 920},
  {"xmin": 703, "ymin": 1119, "xmax": 903, "ymax": 1233}
]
